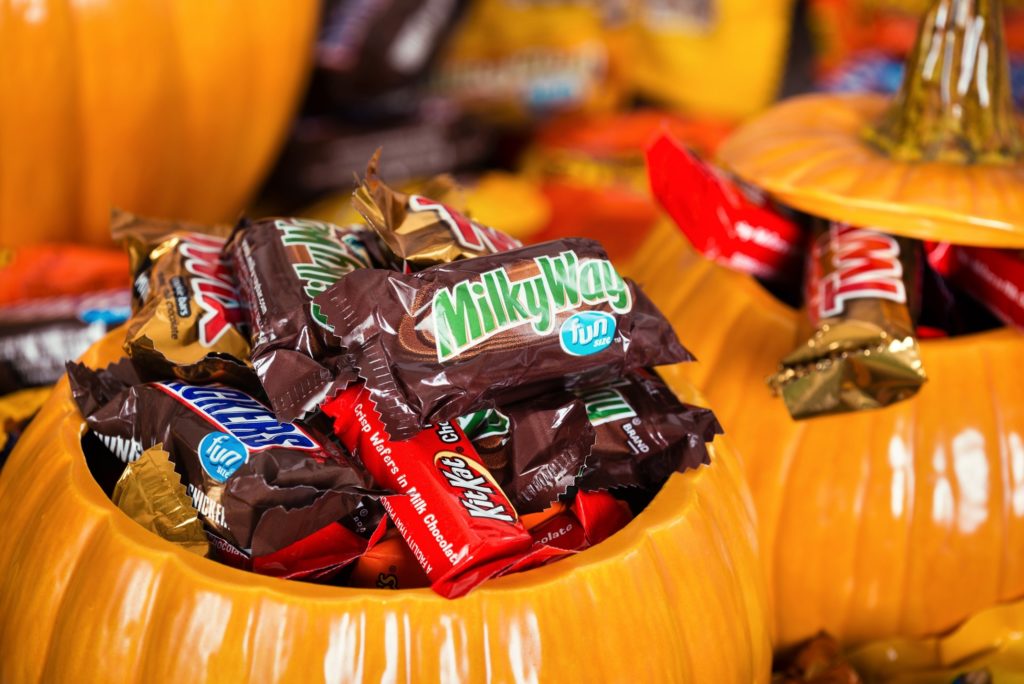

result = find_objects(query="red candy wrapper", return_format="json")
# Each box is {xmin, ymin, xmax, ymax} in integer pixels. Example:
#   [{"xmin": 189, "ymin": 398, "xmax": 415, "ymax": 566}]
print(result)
[
  {"xmin": 950, "ymin": 246, "xmax": 1024, "ymax": 330},
  {"xmin": 325, "ymin": 383, "xmax": 550, "ymax": 598},
  {"xmin": 529, "ymin": 490, "xmax": 633, "ymax": 551},
  {"xmin": 647, "ymin": 132, "xmax": 803, "ymax": 281}
]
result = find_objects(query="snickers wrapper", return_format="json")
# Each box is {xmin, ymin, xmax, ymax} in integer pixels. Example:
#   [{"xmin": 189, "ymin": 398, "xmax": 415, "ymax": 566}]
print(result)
[
  {"xmin": 67, "ymin": 359, "xmax": 376, "ymax": 555},
  {"xmin": 770, "ymin": 222, "xmax": 927, "ymax": 419}
]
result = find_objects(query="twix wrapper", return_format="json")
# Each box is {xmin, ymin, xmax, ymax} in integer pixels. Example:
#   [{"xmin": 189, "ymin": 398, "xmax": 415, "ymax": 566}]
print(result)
[
  {"xmin": 353, "ymin": 152, "xmax": 522, "ymax": 269},
  {"xmin": 111, "ymin": 210, "xmax": 250, "ymax": 385},
  {"xmin": 770, "ymin": 222, "xmax": 927, "ymax": 419},
  {"xmin": 111, "ymin": 444, "xmax": 208, "ymax": 556},
  {"xmin": 227, "ymin": 218, "xmax": 385, "ymax": 420},
  {"xmin": 324, "ymin": 383, "xmax": 545, "ymax": 598}
]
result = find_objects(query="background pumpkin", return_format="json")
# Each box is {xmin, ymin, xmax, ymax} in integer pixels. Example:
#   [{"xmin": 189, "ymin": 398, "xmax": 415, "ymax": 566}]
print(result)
[
  {"xmin": 0, "ymin": 331, "xmax": 773, "ymax": 682},
  {"xmin": 0, "ymin": 0, "xmax": 318, "ymax": 247},
  {"xmin": 626, "ymin": 221, "xmax": 1024, "ymax": 648}
]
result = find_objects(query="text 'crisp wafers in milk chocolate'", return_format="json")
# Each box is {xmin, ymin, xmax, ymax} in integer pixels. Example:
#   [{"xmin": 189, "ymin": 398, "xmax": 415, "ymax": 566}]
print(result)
[{"xmin": 315, "ymin": 237, "xmax": 692, "ymax": 439}]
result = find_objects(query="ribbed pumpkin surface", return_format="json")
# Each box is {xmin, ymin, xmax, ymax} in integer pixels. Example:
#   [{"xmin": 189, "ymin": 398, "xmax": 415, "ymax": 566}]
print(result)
[
  {"xmin": 718, "ymin": 94, "xmax": 1024, "ymax": 248},
  {"xmin": 0, "ymin": 0, "xmax": 318, "ymax": 246},
  {"xmin": 0, "ymin": 331, "xmax": 772, "ymax": 682},
  {"xmin": 627, "ymin": 221, "xmax": 1024, "ymax": 648}
]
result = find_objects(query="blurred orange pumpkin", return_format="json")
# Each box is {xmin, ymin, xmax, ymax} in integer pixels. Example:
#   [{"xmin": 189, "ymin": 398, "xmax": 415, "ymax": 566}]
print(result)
[
  {"xmin": 0, "ymin": 332, "xmax": 773, "ymax": 682},
  {"xmin": 628, "ymin": 221, "xmax": 1024, "ymax": 648},
  {"xmin": 0, "ymin": 0, "xmax": 318, "ymax": 247}
]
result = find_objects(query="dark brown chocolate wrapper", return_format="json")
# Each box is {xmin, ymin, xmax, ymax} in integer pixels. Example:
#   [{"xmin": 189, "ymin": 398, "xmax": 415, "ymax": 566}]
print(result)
[
  {"xmin": 770, "ymin": 222, "xmax": 927, "ymax": 419},
  {"xmin": 67, "ymin": 359, "xmax": 378, "ymax": 554},
  {"xmin": 228, "ymin": 217, "xmax": 386, "ymax": 421},
  {"xmin": 111, "ymin": 210, "xmax": 251, "ymax": 386},
  {"xmin": 316, "ymin": 238, "xmax": 692, "ymax": 439},
  {"xmin": 458, "ymin": 395, "xmax": 595, "ymax": 514},
  {"xmin": 574, "ymin": 369, "xmax": 721, "ymax": 491},
  {"xmin": 0, "ymin": 289, "xmax": 130, "ymax": 393},
  {"xmin": 353, "ymin": 151, "xmax": 522, "ymax": 269}
]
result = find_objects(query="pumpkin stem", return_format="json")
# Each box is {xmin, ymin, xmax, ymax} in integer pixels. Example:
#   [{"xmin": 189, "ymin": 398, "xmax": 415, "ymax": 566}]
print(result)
[{"xmin": 864, "ymin": 0, "xmax": 1023, "ymax": 163}]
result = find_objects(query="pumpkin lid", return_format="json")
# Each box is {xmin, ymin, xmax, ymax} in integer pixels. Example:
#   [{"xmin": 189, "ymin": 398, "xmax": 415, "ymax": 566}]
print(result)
[{"xmin": 719, "ymin": 0, "xmax": 1024, "ymax": 247}]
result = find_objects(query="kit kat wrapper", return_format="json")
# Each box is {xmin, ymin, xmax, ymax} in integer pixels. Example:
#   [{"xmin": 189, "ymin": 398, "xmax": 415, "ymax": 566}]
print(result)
[
  {"xmin": 353, "ymin": 152, "xmax": 522, "ymax": 269},
  {"xmin": 67, "ymin": 360, "xmax": 377, "ymax": 554},
  {"xmin": 770, "ymin": 222, "xmax": 926, "ymax": 419},
  {"xmin": 324, "ymin": 383, "xmax": 541, "ymax": 598},
  {"xmin": 227, "ymin": 217, "xmax": 385, "ymax": 421},
  {"xmin": 315, "ymin": 237, "xmax": 692, "ymax": 440},
  {"xmin": 111, "ymin": 210, "xmax": 251, "ymax": 386},
  {"xmin": 458, "ymin": 397, "xmax": 595, "ymax": 514}
]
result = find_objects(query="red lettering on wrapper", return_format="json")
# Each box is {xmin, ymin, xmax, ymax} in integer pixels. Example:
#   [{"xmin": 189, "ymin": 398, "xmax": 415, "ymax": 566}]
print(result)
[
  {"xmin": 179, "ymin": 234, "xmax": 245, "ymax": 346},
  {"xmin": 408, "ymin": 195, "xmax": 521, "ymax": 254},
  {"xmin": 818, "ymin": 224, "xmax": 906, "ymax": 320}
]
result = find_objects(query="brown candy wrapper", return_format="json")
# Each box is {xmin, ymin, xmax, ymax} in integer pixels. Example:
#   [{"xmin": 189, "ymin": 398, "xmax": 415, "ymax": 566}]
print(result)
[
  {"xmin": 111, "ymin": 210, "xmax": 251, "ymax": 385},
  {"xmin": 67, "ymin": 359, "xmax": 378, "ymax": 555},
  {"xmin": 458, "ymin": 396, "xmax": 595, "ymax": 514},
  {"xmin": 111, "ymin": 444, "xmax": 208, "ymax": 556},
  {"xmin": 227, "ymin": 217, "xmax": 385, "ymax": 421},
  {"xmin": 353, "ymin": 152, "xmax": 522, "ymax": 269},
  {"xmin": 316, "ymin": 237, "xmax": 692, "ymax": 440},
  {"xmin": 770, "ymin": 222, "xmax": 927, "ymax": 420}
]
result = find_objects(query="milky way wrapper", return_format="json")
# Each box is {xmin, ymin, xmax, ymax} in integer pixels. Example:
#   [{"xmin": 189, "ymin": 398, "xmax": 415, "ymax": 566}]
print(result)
[
  {"xmin": 111, "ymin": 210, "xmax": 250, "ymax": 386},
  {"xmin": 770, "ymin": 222, "xmax": 926, "ymax": 419},
  {"xmin": 67, "ymin": 359, "xmax": 378, "ymax": 555},
  {"xmin": 316, "ymin": 237, "xmax": 693, "ymax": 440},
  {"xmin": 458, "ymin": 397, "xmax": 595, "ymax": 515},
  {"xmin": 353, "ymin": 154, "xmax": 522, "ymax": 269},
  {"xmin": 112, "ymin": 444, "xmax": 208, "ymax": 556},
  {"xmin": 227, "ymin": 217, "xmax": 385, "ymax": 421}
]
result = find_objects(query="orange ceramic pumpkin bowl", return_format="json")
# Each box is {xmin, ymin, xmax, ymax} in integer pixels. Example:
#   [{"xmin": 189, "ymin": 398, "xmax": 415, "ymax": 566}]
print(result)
[
  {"xmin": 0, "ymin": 332, "xmax": 772, "ymax": 682},
  {"xmin": 626, "ymin": 221, "xmax": 1024, "ymax": 649},
  {"xmin": 1, "ymin": 0, "xmax": 318, "ymax": 247}
]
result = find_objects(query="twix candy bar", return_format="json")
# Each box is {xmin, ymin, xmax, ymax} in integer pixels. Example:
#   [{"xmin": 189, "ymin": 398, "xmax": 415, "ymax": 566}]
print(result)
[
  {"xmin": 111, "ymin": 210, "xmax": 250, "ymax": 385},
  {"xmin": 770, "ymin": 222, "xmax": 926, "ymax": 419},
  {"xmin": 353, "ymin": 152, "xmax": 522, "ymax": 269}
]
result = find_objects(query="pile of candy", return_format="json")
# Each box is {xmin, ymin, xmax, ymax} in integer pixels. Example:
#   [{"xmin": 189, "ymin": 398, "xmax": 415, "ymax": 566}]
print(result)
[
  {"xmin": 70, "ymin": 157, "xmax": 721, "ymax": 598},
  {"xmin": 650, "ymin": 133, "xmax": 1016, "ymax": 420}
]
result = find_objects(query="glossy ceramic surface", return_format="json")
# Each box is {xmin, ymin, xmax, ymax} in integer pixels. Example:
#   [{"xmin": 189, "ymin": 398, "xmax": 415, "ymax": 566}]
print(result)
[
  {"xmin": 627, "ymin": 221, "xmax": 1024, "ymax": 648},
  {"xmin": 0, "ymin": 331, "xmax": 772, "ymax": 683},
  {"xmin": 0, "ymin": 0, "xmax": 317, "ymax": 245},
  {"xmin": 718, "ymin": 94, "xmax": 1024, "ymax": 248}
]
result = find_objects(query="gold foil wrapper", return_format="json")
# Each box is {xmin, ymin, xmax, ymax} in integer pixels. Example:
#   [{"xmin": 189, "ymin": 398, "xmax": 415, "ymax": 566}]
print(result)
[
  {"xmin": 353, "ymin": 151, "xmax": 521, "ymax": 268},
  {"xmin": 111, "ymin": 210, "xmax": 251, "ymax": 382},
  {"xmin": 112, "ymin": 444, "xmax": 208, "ymax": 556},
  {"xmin": 770, "ymin": 223, "xmax": 927, "ymax": 419}
]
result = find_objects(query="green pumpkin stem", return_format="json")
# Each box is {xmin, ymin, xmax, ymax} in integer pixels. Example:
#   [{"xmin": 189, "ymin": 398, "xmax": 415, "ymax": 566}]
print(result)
[{"xmin": 864, "ymin": 0, "xmax": 1023, "ymax": 163}]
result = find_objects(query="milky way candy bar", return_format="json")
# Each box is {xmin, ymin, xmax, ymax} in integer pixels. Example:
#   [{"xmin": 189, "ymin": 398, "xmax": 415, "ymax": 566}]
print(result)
[
  {"xmin": 67, "ymin": 360, "xmax": 375, "ymax": 555},
  {"xmin": 316, "ymin": 238, "xmax": 692, "ymax": 439},
  {"xmin": 228, "ymin": 217, "xmax": 385, "ymax": 420},
  {"xmin": 111, "ymin": 211, "xmax": 250, "ymax": 385},
  {"xmin": 770, "ymin": 222, "xmax": 927, "ymax": 419}
]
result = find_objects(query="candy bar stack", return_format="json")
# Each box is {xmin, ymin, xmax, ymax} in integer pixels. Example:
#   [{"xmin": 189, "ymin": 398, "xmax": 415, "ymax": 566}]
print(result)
[{"xmin": 70, "ymin": 156, "xmax": 721, "ymax": 598}]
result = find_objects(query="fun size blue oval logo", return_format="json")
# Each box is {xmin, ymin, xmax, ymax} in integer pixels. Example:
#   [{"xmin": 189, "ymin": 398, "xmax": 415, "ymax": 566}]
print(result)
[
  {"xmin": 559, "ymin": 311, "xmax": 616, "ymax": 356},
  {"xmin": 198, "ymin": 431, "xmax": 249, "ymax": 483}
]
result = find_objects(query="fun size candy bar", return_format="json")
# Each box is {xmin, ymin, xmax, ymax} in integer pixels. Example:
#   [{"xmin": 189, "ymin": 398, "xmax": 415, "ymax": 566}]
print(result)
[{"xmin": 315, "ymin": 238, "xmax": 692, "ymax": 439}]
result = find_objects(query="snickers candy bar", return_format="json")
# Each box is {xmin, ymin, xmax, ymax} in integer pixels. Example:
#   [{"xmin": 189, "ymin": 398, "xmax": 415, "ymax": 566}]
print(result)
[
  {"xmin": 316, "ymin": 237, "xmax": 692, "ymax": 439},
  {"xmin": 228, "ymin": 217, "xmax": 385, "ymax": 420},
  {"xmin": 67, "ymin": 360, "xmax": 374, "ymax": 555},
  {"xmin": 111, "ymin": 211, "xmax": 250, "ymax": 384},
  {"xmin": 770, "ymin": 222, "xmax": 927, "ymax": 419}
]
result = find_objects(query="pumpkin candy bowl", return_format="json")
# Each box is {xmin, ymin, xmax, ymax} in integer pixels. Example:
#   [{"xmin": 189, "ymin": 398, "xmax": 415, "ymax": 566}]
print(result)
[
  {"xmin": 2, "ymin": 0, "xmax": 318, "ymax": 247},
  {"xmin": 626, "ymin": 220, "xmax": 1024, "ymax": 649},
  {"xmin": 0, "ymin": 331, "xmax": 772, "ymax": 683}
]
